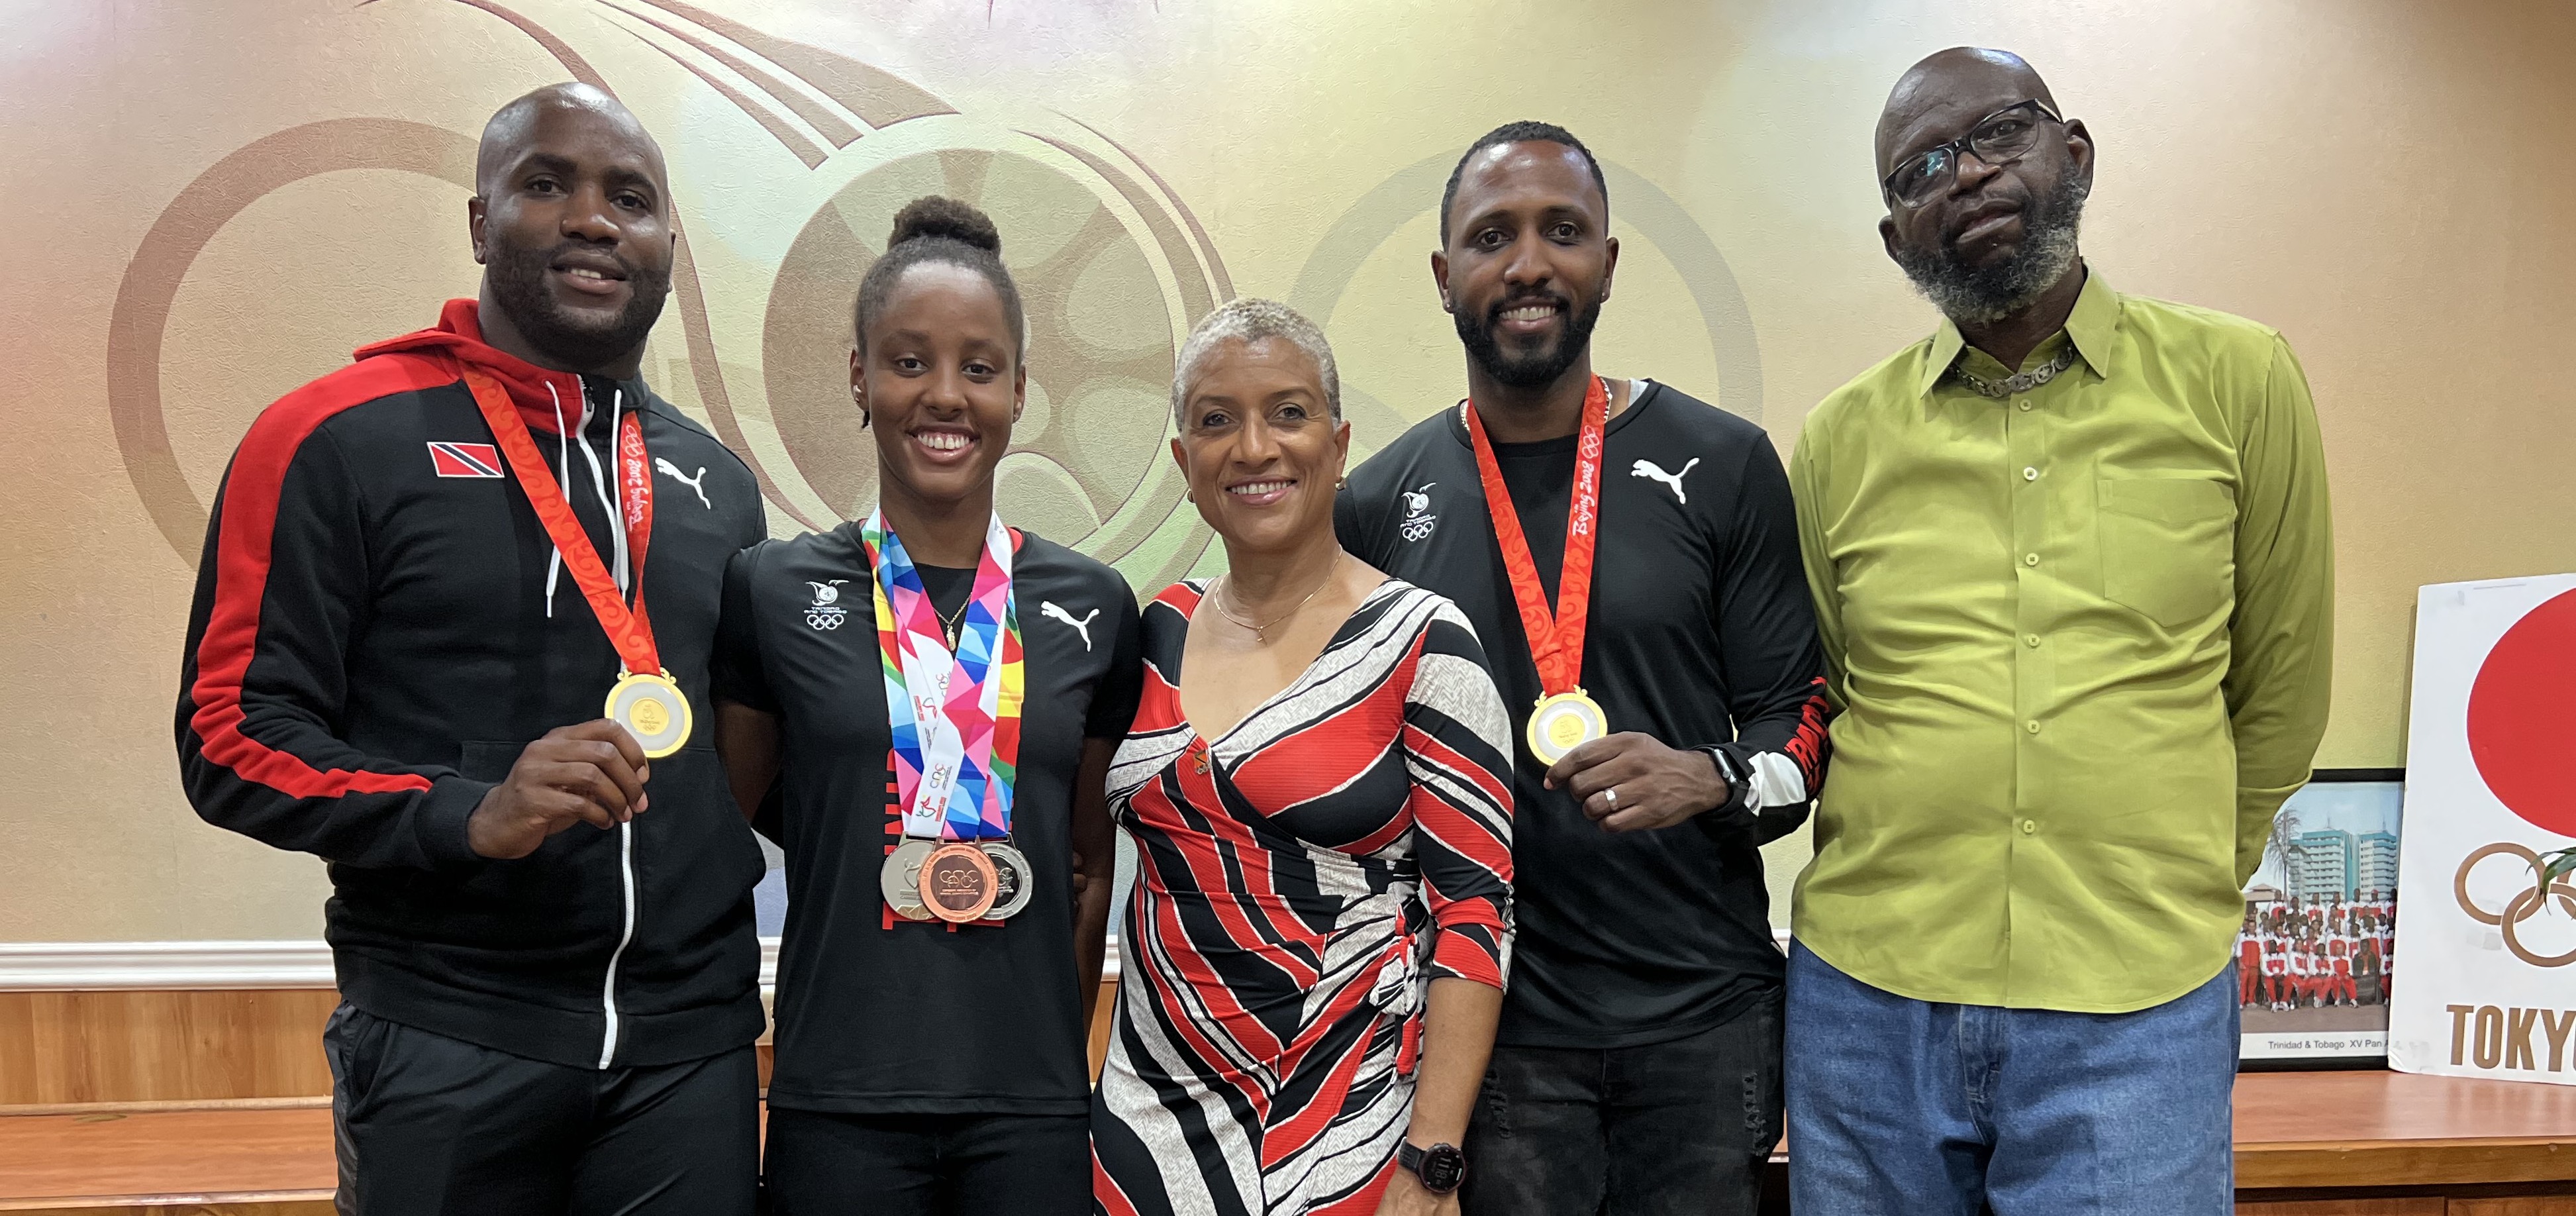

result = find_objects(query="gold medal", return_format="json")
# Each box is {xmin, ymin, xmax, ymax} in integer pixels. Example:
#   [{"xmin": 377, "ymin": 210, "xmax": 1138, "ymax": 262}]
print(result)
[
  {"xmin": 881, "ymin": 840, "xmax": 937, "ymax": 921},
  {"xmin": 981, "ymin": 842, "xmax": 1035, "ymax": 921},
  {"xmin": 605, "ymin": 670, "xmax": 693, "ymax": 758},
  {"xmin": 1526, "ymin": 689, "xmax": 1608, "ymax": 765},
  {"xmin": 921, "ymin": 842, "xmax": 1000, "ymax": 923}
]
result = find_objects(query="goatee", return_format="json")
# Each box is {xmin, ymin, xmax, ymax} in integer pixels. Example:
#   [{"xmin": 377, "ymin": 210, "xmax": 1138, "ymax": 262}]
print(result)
[
  {"xmin": 483, "ymin": 238, "xmax": 672, "ymax": 372},
  {"xmin": 1893, "ymin": 174, "xmax": 2087, "ymax": 326},
  {"xmin": 1456, "ymin": 291, "xmax": 1605, "ymax": 390}
]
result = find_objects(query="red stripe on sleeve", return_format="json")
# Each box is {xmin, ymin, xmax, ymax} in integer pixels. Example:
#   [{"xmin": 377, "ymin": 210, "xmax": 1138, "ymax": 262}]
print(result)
[{"xmin": 187, "ymin": 354, "xmax": 462, "ymax": 800}]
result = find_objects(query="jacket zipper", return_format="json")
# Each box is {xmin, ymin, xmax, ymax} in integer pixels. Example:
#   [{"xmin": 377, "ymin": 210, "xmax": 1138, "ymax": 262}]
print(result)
[
  {"xmin": 600, "ymin": 819, "xmax": 636, "ymax": 1069},
  {"xmin": 568, "ymin": 381, "xmax": 640, "ymax": 1071}
]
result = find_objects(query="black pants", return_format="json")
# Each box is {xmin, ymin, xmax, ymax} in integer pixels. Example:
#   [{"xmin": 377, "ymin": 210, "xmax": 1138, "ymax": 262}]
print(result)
[
  {"xmin": 762, "ymin": 1108, "xmax": 1090, "ymax": 1216},
  {"xmin": 1461, "ymin": 1003, "xmax": 1783, "ymax": 1216},
  {"xmin": 322, "ymin": 1003, "xmax": 758, "ymax": 1216}
]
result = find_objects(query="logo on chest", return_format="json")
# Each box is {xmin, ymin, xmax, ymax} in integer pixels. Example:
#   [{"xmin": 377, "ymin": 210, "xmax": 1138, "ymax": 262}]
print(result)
[
  {"xmin": 1399, "ymin": 482, "xmax": 1438, "ymax": 542},
  {"xmin": 805, "ymin": 580, "xmax": 849, "ymax": 631},
  {"xmin": 426, "ymin": 442, "xmax": 503, "ymax": 479}
]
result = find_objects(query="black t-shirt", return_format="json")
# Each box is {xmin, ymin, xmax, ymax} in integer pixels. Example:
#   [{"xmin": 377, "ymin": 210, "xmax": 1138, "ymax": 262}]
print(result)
[
  {"xmin": 714, "ymin": 524, "xmax": 1144, "ymax": 1114},
  {"xmin": 1336, "ymin": 381, "xmax": 1828, "ymax": 1049}
]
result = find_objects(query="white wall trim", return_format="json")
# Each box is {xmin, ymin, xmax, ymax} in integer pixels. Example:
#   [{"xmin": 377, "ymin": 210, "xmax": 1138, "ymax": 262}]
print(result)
[
  {"xmin": 1, "ymin": 937, "xmax": 1127, "ymax": 991},
  {"xmin": 0, "ymin": 941, "xmax": 339, "ymax": 990}
]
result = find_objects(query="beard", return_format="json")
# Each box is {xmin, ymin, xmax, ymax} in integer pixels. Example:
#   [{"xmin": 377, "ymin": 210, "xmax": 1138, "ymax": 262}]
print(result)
[
  {"xmin": 1893, "ymin": 172, "xmax": 2088, "ymax": 326},
  {"xmin": 1454, "ymin": 289, "xmax": 1605, "ymax": 390},
  {"xmin": 483, "ymin": 236, "xmax": 672, "ymax": 371}
]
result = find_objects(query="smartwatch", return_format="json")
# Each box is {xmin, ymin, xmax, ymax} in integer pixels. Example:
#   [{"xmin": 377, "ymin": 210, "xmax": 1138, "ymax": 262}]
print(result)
[
  {"xmin": 1397, "ymin": 1140, "xmax": 1467, "ymax": 1195},
  {"xmin": 1697, "ymin": 745, "xmax": 1751, "ymax": 811}
]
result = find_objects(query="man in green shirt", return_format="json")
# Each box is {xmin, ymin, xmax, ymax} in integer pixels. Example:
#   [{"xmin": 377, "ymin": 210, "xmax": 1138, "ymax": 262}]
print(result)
[{"xmin": 1784, "ymin": 48, "xmax": 2333, "ymax": 1214}]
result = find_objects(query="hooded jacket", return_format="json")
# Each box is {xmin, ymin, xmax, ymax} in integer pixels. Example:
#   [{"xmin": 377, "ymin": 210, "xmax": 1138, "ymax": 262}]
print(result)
[{"xmin": 176, "ymin": 299, "xmax": 769, "ymax": 1069}]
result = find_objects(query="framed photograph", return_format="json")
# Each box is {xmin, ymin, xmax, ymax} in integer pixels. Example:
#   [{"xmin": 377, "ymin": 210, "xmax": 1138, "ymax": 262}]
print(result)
[{"xmin": 2238, "ymin": 768, "xmax": 2404, "ymax": 1070}]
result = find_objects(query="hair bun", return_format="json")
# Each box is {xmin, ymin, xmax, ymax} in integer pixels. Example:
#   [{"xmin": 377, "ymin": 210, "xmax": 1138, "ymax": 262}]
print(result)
[{"xmin": 887, "ymin": 195, "xmax": 1001, "ymax": 255}]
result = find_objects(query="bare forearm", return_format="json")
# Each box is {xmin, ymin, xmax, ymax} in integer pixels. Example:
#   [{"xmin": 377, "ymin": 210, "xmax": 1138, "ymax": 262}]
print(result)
[{"xmin": 1406, "ymin": 976, "xmax": 1503, "ymax": 1147}]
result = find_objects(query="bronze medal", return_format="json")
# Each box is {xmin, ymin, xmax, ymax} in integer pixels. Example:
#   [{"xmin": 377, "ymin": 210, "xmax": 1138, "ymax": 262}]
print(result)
[{"xmin": 921, "ymin": 841, "xmax": 1000, "ymax": 923}]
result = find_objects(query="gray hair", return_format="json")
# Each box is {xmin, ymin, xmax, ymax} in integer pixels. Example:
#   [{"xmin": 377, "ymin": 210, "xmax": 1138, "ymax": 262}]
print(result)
[{"xmin": 1170, "ymin": 297, "xmax": 1341, "ymax": 429}]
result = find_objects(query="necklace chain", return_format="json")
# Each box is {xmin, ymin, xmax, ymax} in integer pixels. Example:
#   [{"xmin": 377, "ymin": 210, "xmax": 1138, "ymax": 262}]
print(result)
[
  {"xmin": 1952, "ymin": 344, "xmax": 2079, "ymax": 399},
  {"xmin": 1213, "ymin": 555, "xmax": 1342, "ymax": 643},
  {"xmin": 938, "ymin": 595, "xmax": 973, "ymax": 648}
]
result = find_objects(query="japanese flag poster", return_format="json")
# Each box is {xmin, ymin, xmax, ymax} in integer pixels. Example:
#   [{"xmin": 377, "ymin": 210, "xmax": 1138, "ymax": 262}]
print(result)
[{"xmin": 2387, "ymin": 574, "xmax": 2576, "ymax": 1085}]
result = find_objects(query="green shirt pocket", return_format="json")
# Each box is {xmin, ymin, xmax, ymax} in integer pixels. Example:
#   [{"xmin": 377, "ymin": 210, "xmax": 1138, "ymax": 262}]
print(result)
[{"xmin": 2097, "ymin": 476, "xmax": 2235, "ymax": 629}]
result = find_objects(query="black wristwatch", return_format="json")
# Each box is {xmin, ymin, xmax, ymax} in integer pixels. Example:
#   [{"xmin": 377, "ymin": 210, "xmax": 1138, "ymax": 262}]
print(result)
[
  {"xmin": 1397, "ymin": 1140, "xmax": 1467, "ymax": 1195},
  {"xmin": 1697, "ymin": 745, "xmax": 1750, "ymax": 812}
]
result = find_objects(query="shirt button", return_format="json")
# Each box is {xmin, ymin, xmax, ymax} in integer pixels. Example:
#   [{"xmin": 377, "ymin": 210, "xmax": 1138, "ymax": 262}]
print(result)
[
  {"xmin": 2023, "ymin": 553, "xmax": 2040, "ymax": 567},
  {"xmin": 2026, "ymin": 719, "xmax": 2042, "ymax": 735},
  {"xmin": 2020, "ymin": 819, "xmax": 2038, "ymax": 835},
  {"xmin": 2023, "ymin": 466, "xmax": 2039, "ymax": 481},
  {"xmin": 2017, "ymin": 401, "xmax": 2034, "ymax": 412},
  {"xmin": 2024, "ymin": 633, "xmax": 2042, "ymax": 648}
]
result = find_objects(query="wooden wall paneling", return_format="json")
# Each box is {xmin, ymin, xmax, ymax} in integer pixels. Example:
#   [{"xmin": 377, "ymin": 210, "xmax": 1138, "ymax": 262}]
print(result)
[
  {"xmin": 2446, "ymin": 1199, "xmax": 2576, "ymax": 1215},
  {"xmin": 2236, "ymin": 1201, "xmax": 2445, "ymax": 1215},
  {"xmin": 0, "ymin": 991, "xmax": 338, "ymax": 1106},
  {"xmin": 1088, "ymin": 980, "xmax": 1116, "ymax": 1080},
  {"xmin": 0, "ymin": 1205, "xmax": 334, "ymax": 1215}
]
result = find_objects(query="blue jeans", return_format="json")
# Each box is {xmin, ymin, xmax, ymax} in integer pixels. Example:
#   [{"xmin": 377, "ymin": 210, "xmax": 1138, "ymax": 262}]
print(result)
[{"xmin": 1784, "ymin": 942, "xmax": 2237, "ymax": 1215}]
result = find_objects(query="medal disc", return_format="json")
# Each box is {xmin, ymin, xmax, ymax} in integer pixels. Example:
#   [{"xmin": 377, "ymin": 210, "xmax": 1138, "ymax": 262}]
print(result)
[
  {"xmin": 981, "ymin": 842, "xmax": 1035, "ymax": 920},
  {"xmin": 881, "ymin": 840, "xmax": 937, "ymax": 921},
  {"xmin": 921, "ymin": 842, "xmax": 1000, "ymax": 923},
  {"xmin": 604, "ymin": 672, "xmax": 693, "ymax": 758},
  {"xmin": 1526, "ymin": 689, "xmax": 1609, "ymax": 765}
]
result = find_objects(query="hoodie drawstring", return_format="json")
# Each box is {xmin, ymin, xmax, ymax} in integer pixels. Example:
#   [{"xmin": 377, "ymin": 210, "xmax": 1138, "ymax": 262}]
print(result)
[
  {"xmin": 569, "ymin": 384, "xmax": 630, "ymax": 597},
  {"xmin": 543, "ymin": 383, "xmax": 572, "ymax": 617}
]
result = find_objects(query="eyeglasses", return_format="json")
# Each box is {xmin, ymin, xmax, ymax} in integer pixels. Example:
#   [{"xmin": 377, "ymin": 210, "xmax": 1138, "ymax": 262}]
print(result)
[{"xmin": 1881, "ymin": 99, "xmax": 2063, "ymax": 208}]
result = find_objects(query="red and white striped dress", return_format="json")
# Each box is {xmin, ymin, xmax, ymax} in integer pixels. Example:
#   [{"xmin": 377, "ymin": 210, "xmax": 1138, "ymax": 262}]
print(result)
[{"xmin": 1091, "ymin": 579, "xmax": 1515, "ymax": 1216}]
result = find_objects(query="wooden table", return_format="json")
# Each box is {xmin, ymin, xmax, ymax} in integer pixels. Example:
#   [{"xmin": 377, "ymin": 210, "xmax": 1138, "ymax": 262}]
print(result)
[
  {"xmin": 4, "ymin": 1073, "xmax": 2572, "ymax": 1213},
  {"xmin": 2234, "ymin": 1070, "xmax": 2576, "ymax": 1212}
]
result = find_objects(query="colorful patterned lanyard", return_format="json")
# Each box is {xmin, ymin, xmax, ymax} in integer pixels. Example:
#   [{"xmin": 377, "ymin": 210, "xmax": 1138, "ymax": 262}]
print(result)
[{"xmin": 862, "ymin": 509, "xmax": 1024, "ymax": 842}]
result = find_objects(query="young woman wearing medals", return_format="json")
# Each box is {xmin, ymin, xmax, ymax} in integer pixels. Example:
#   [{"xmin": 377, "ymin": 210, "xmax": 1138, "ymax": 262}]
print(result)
[
  {"xmin": 1089, "ymin": 299, "xmax": 1516, "ymax": 1216},
  {"xmin": 710, "ymin": 198, "xmax": 1142, "ymax": 1215}
]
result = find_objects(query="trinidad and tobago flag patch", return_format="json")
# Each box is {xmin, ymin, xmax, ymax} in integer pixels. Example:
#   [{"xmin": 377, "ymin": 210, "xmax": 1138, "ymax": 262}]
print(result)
[{"xmin": 426, "ymin": 441, "xmax": 504, "ymax": 478}]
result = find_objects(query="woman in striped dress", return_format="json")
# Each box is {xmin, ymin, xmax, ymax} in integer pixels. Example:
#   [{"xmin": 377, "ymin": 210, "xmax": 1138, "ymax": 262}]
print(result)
[{"xmin": 1091, "ymin": 300, "xmax": 1515, "ymax": 1216}]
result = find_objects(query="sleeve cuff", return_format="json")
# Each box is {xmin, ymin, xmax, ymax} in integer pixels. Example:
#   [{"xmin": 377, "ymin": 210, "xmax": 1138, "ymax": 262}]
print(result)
[{"xmin": 416, "ymin": 775, "xmax": 495, "ymax": 871}]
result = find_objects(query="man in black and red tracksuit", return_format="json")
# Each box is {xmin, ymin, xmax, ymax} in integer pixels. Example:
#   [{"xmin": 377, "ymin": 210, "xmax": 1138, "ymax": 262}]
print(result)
[{"xmin": 174, "ymin": 84, "xmax": 766, "ymax": 1215}]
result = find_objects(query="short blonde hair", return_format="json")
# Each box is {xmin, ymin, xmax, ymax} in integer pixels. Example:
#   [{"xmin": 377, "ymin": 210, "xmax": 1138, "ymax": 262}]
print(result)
[{"xmin": 1170, "ymin": 297, "xmax": 1340, "ymax": 429}]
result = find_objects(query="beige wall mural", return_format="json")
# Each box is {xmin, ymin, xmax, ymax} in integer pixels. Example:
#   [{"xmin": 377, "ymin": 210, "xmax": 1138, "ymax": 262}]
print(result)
[{"xmin": 5, "ymin": 0, "xmax": 2571, "ymax": 942}]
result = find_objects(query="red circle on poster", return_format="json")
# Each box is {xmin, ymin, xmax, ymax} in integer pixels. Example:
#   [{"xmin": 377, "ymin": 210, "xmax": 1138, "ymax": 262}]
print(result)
[{"xmin": 2466, "ymin": 588, "xmax": 2576, "ymax": 838}]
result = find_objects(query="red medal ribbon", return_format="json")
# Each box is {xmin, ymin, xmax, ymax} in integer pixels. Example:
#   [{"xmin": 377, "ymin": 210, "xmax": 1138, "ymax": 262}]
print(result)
[
  {"xmin": 460, "ymin": 365, "xmax": 660, "ymax": 676},
  {"xmin": 1463, "ymin": 375, "xmax": 1608, "ymax": 696}
]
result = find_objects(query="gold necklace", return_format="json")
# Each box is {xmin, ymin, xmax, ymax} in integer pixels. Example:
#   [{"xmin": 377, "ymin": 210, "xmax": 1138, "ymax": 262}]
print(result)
[
  {"xmin": 1213, "ymin": 556, "xmax": 1341, "ymax": 644},
  {"xmin": 939, "ymin": 596, "xmax": 973, "ymax": 649}
]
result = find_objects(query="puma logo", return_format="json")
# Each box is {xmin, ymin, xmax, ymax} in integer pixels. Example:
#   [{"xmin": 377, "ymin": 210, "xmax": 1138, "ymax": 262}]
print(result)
[
  {"xmin": 654, "ymin": 457, "xmax": 709, "ymax": 508},
  {"xmin": 1630, "ymin": 457, "xmax": 1700, "ymax": 505},
  {"xmin": 1041, "ymin": 601, "xmax": 1099, "ymax": 651}
]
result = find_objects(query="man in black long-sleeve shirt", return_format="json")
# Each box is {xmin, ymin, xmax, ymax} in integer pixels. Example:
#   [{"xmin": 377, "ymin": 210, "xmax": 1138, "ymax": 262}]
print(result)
[{"xmin": 1336, "ymin": 121, "xmax": 1828, "ymax": 1216}]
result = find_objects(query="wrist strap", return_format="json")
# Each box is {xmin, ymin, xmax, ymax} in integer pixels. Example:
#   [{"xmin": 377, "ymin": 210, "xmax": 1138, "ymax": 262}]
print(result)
[{"xmin": 1697, "ymin": 745, "xmax": 1752, "ymax": 817}]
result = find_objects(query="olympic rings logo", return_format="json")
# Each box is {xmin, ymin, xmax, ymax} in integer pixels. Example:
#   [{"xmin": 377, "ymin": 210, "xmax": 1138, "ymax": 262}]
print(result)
[{"xmin": 2453, "ymin": 842, "xmax": 2576, "ymax": 968}]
